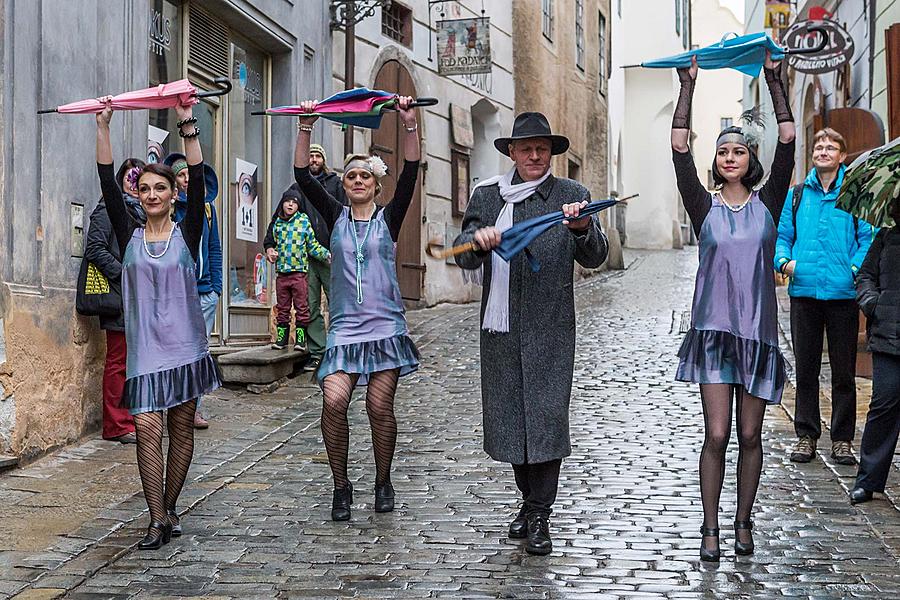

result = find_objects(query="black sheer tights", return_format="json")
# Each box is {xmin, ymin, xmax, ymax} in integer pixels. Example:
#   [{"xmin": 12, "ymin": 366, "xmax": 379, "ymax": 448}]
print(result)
[
  {"xmin": 699, "ymin": 384, "xmax": 766, "ymax": 548},
  {"xmin": 321, "ymin": 369, "xmax": 400, "ymax": 489},
  {"xmin": 133, "ymin": 400, "xmax": 197, "ymax": 533}
]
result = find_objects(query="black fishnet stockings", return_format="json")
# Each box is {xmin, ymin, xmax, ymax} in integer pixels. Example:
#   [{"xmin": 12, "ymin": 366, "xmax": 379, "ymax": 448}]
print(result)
[
  {"xmin": 699, "ymin": 384, "xmax": 766, "ymax": 549},
  {"xmin": 133, "ymin": 400, "xmax": 196, "ymax": 532},
  {"xmin": 321, "ymin": 369, "xmax": 400, "ymax": 489}
]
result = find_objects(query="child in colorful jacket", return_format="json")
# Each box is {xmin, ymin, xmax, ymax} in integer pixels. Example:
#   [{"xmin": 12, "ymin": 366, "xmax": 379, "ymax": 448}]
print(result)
[{"xmin": 264, "ymin": 189, "xmax": 331, "ymax": 350}]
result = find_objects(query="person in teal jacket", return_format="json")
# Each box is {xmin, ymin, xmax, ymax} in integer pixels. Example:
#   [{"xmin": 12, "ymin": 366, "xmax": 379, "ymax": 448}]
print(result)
[{"xmin": 773, "ymin": 128, "xmax": 874, "ymax": 466}]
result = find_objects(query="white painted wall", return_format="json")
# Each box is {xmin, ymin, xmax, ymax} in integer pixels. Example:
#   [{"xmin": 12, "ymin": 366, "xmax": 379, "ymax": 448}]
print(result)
[{"xmin": 610, "ymin": 0, "xmax": 689, "ymax": 248}]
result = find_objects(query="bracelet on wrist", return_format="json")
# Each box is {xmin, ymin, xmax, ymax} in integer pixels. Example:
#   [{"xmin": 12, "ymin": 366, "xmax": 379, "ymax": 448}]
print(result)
[
  {"xmin": 404, "ymin": 123, "xmax": 418, "ymax": 133},
  {"xmin": 176, "ymin": 116, "xmax": 198, "ymax": 128},
  {"xmin": 297, "ymin": 123, "xmax": 314, "ymax": 132},
  {"xmin": 178, "ymin": 127, "xmax": 200, "ymax": 139}
]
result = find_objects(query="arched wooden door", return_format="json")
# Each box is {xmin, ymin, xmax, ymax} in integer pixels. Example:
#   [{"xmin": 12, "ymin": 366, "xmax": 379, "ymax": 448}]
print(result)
[{"xmin": 372, "ymin": 60, "xmax": 423, "ymax": 301}]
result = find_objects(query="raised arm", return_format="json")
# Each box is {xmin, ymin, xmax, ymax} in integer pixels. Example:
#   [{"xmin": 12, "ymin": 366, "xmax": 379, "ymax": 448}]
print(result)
[
  {"xmin": 763, "ymin": 52, "xmax": 796, "ymax": 145},
  {"xmin": 759, "ymin": 52, "xmax": 796, "ymax": 222},
  {"xmin": 294, "ymin": 101, "xmax": 344, "ymax": 229},
  {"xmin": 175, "ymin": 102, "xmax": 206, "ymax": 260},
  {"xmin": 96, "ymin": 105, "xmax": 132, "ymax": 257},
  {"xmin": 669, "ymin": 59, "xmax": 711, "ymax": 236},
  {"xmin": 382, "ymin": 96, "xmax": 422, "ymax": 241}
]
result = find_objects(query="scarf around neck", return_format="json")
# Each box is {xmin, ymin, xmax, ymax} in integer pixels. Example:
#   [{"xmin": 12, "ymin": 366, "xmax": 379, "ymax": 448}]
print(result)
[{"xmin": 475, "ymin": 167, "xmax": 551, "ymax": 333}]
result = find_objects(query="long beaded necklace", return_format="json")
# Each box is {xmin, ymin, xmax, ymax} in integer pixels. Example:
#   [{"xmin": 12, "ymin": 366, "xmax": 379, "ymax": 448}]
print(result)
[
  {"xmin": 349, "ymin": 208, "xmax": 374, "ymax": 304},
  {"xmin": 143, "ymin": 224, "xmax": 175, "ymax": 259}
]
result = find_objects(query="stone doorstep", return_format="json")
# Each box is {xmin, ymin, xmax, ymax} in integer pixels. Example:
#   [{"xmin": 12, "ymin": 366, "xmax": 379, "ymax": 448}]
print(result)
[
  {"xmin": 216, "ymin": 346, "xmax": 309, "ymax": 385},
  {"xmin": 0, "ymin": 454, "xmax": 18, "ymax": 472}
]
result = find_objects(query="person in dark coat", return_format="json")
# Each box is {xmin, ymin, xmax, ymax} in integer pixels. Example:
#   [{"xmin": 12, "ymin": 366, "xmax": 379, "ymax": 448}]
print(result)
[
  {"xmin": 269, "ymin": 143, "xmax": 346, "ymax": 371},
  {"xmin": 850, "ymin": 198, "xmax": 900, "ymax": 504},
  {"xmin": 84, "ymin": 158, "xmax": 147, "ymax": 444},
  {"xmin": 453, "ymin": 112, "xmax": 608, "ymax": 556}
]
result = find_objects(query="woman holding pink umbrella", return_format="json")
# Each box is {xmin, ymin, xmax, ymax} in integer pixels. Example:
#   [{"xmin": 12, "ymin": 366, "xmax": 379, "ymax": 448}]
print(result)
[{"xmin": 95, "ymin": 98, "xmax": 221, "ymax": 549}]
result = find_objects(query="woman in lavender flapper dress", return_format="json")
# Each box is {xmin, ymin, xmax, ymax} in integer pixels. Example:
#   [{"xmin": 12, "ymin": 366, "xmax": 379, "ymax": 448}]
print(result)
[
  {"xmin": 671, "ymin": 54, "xmax": 795, "ymax": 562},
  {"xmin": 293, "ymin": 97, "xmax": 421, "ymax": 522},
  {"xmin": 96, "ymin": 101, "xmax": 221, "ymax": 550}
]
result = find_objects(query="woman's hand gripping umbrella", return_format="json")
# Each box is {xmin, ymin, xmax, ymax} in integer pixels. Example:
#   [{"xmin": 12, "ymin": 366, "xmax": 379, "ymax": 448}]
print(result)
[{"xmin": 427, "ymin": 195, "xmax": 636, "ymax": 268}]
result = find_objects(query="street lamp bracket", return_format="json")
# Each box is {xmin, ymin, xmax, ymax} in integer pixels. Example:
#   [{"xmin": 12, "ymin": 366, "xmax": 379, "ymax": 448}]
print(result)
[{"xmin": 330, "ymin": 0, "xmax": 392, "ymax": 31}]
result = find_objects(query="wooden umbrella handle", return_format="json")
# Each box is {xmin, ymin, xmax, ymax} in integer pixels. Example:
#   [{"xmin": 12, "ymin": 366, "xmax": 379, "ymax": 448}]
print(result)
[{"xmin": 426, "ymin": 241, "xmax": 479, "ymax": 259}]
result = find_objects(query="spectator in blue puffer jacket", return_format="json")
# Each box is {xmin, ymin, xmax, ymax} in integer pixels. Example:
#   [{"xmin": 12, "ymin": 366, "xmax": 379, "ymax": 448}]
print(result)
[
  {"xmin": 774, "ymin": 127, "xmax": 874, "ymax": 466},
  {"xmin": 165, "ymin": 152, "xmax": 222, "ymax": 430}
]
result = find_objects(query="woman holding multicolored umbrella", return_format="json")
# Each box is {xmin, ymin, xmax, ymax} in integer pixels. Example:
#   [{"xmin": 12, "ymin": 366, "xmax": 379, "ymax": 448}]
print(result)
[
  {"xmin": 293, "ymin": 96, "xmax": 421, "ymax": 521},
  {"xmin": 95, "ymin": 99, "xmax": 222, "ymax": 549},
  {"xmin": 671, "ymin": 52, "xmax": 795, "ymax": 562}
]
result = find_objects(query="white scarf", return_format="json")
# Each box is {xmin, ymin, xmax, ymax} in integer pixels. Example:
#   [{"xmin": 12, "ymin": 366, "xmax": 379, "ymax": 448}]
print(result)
[{"xmin": 475, "ymin": 167, "xmax": 552, "ymax": 333}]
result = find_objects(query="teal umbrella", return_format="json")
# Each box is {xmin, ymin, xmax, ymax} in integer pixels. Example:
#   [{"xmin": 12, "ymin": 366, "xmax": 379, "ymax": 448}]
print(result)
[{"xmin": 623, "ymin": 28, "xmax": 827, "ymax": 77}]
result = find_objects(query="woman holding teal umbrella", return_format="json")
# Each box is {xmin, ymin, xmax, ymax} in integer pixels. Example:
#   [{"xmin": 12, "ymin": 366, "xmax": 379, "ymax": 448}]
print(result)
[{"xmin": 671, "ymin": 52, "xmax": 795, "ymax": 562}]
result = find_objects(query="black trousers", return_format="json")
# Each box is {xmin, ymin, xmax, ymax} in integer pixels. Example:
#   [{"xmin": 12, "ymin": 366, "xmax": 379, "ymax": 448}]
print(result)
[
  {"xmin": 856, "ymin": 353, "xmax": 900, "ymax": 493},
  {"xmin": 790, "ymin": 297, "xmax": 859, "ymax": 441},
  {"xmin": 512, "ymin": 459, "xmax": 562, "ymax": 517}
]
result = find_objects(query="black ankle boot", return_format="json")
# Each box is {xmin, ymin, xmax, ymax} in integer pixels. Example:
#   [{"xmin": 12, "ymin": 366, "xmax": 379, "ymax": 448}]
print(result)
[
  {"xmin": 167, "ymin": 509, "xmax": 182, "ymax": 537},
  {"xmin": 508, "ymin": 507, "xmax": 528, "ymax": 539},
  {"xmin": 374, "ymin": 482, "xmax": 395, "ymax": 513},
  {"xmin": 734, "ymin": 520, "xmax": 754, "ymax": 555},
  {"xmin": 850, "ymin": 487, "xmax": 873, "ymax": 505},
  {"xmin": 331, "ymin": 485, "xmax": 353, "ymax": 521},
  {"xmin": 525, "ymin": 513, "xmax": 552, "ymax": 555},
  {"xmin": 138, "ymin": 521, "xmax": 172, "ymax": 550},
  {"xmin": 700, "ymin": 526, "xmax": 720, "ymax": 562}
]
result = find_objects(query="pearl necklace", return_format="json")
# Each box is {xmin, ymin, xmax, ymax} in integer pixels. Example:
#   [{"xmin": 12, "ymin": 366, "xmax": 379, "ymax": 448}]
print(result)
[
  {"xmin": 143, "ymin": 225, "xmax": 175, "ymax": 259},
  {"xmin": 720, "ymin": 192, "xmax": 752, "ymax": 213},
  {"xmin": 349, "ymin": 209, "xmax": 375, "ymax": 304}
]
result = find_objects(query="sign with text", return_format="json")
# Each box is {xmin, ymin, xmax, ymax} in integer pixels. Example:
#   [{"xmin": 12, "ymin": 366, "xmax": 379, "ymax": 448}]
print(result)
[
  {"xmin": 783, "ymin": 19, "xmax": 855, "ymax": 74},
  {"xmin": 437, "ymin": 18, "xmax": 492, "ymax": 76}
]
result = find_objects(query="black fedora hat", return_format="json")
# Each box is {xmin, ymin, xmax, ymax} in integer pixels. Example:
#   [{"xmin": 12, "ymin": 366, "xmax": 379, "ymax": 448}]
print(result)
[{"xmin": 493, "ymin": 112, "xmax": 570, "ymax": 156}]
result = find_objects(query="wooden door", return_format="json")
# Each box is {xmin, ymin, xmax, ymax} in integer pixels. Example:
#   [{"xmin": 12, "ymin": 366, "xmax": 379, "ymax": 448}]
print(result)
[
  {"xmin": 371, "ymin": 60, "xmax": 424, "ymax": 300},
  {"xmin": 887, "ymin": 24, "xmax": 900, "ymax": 139}
]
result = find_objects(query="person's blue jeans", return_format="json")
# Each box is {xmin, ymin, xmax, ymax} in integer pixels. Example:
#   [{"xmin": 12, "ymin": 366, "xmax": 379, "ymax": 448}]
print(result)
[{"xmin": 197, "ymin": 291, "xmax": 219, "ymax": 417}]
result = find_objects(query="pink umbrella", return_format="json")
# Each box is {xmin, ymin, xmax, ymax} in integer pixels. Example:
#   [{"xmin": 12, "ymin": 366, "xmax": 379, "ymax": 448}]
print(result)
[{"xmin": 38, "ymin": 77, "xmax": 232, "ymax": 114}]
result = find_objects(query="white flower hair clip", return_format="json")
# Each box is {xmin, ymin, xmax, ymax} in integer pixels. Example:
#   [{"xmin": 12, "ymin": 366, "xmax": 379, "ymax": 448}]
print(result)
[{"xmin": 367, "ymin": 155, "xmax": 389, "ymax": 178}]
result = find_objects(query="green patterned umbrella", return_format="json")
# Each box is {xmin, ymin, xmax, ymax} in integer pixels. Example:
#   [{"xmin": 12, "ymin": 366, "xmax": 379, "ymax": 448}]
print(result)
[{"xmin": 837, "ymin": 137, "xmax": 900, "ymax": 227}]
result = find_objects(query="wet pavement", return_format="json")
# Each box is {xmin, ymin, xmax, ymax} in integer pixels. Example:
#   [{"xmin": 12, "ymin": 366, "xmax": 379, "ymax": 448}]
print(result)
[{"xmin": 2, "ymin": 249, "xmax": 900, "ymax": 599}]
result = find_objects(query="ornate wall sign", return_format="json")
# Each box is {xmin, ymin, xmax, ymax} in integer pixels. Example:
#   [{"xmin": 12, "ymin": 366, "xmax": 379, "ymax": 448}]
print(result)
[
  {"xmin": 437, "ymin": 18, "xmax": 492, "ymax": 76},
  {"xmin": 783, "ymin": 19, "xmax": 854, "ymax": 74}
]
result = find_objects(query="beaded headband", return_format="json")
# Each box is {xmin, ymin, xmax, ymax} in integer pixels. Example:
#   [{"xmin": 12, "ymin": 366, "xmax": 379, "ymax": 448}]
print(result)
[{"xmin": 716, "ymin": 132, "xmax": 749, "ymax": 149}]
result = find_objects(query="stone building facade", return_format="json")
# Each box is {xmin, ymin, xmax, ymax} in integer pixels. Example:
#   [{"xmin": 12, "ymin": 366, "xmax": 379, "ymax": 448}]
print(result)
[
  {"xmin": 510, "ymin": 0, "xmax": 621, "ymax": 267},
  {"xmin": 0, "ymin": 0, "xmax": 332, "ymax": 461}
]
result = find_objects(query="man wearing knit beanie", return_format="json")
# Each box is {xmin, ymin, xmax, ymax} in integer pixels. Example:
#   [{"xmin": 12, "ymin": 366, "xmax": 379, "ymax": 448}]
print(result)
[{"xmin": 269, "ymin": 143, "xmax": 345, "ymax": 372}]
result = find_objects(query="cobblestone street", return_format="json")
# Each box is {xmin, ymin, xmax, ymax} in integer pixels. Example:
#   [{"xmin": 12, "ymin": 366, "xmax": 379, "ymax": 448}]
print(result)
[{"xmin": 3, "ymin": 249, "xmax": 900, "ymax": 599}]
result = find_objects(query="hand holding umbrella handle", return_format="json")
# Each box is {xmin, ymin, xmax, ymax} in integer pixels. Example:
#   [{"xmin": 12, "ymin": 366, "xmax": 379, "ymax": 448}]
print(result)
[
  {"xmin": 195, "ymin": 77, "xmax": 233, "ymax": 98},
  {"xmin": 409, "ymin": 97, "xmax": 438, "ymax": 108},
  {"xmin": 426, "ymin": 241, "xmax": 479, "ymax": 259}
]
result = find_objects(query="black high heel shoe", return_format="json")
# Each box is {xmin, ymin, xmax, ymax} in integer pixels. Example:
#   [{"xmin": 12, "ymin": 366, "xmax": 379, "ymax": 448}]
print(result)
[
  {"xmin": 734, "ymin": 520, "xmax": 754, "ymax": 555},
  {"xmin": 167, "ymin": 509, "xmax": 183, "ymax": 537},
  {"xmin": 374, "ymin": 482, "xmax": 395, "ymax": 513},
  {"xmin": 331, "ymin": 485, "xmax": 353, "ymax": 521},
  {"xmin": 700, "ymin": 526, "xmax": 720, "ymax": 562},
  {"xmin": 138, "ymin": 521, "xmax": 172, "ymax": 550}
]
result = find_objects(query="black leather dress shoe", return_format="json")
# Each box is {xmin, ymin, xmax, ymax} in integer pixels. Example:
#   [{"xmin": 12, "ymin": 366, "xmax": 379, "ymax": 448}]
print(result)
[
  {"xmin": 699, "ymin": 526, "xmax": 720, "ymax": 562},
  {"xmin": 733, "ymin": 520, "xmax": 754, "ymax": 555},
  {"xmin": 167, "ymin": 509, "xmax": 182, "ymax": 537},
  {"xmin": 850, "ymin": 487, "xmax": 874, "ymax": 505},
  {"xmin": 374, "ymin": 482, "xmax": 395, "ymax": 513},
  {"xmin": 331, "ymin": 485, "xmax": 353, "ymax": 521},
  {"xmin": 138, "ymin": 521, "xmax": 172, "ymax": 550},
  {"xmin": 508, "ymin": 508, "xmax": 528, "ymax": 539},
  {"xmin": 525, "ymin": 514, "xmax": 552, "ymax": 556}
]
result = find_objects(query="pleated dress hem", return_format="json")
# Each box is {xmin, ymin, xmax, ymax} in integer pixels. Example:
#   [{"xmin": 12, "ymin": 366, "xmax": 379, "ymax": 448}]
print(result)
[
  {"xmin": 676, "ymin": 327, "xmax": 785, "ymax": 404},
  {"xmin": 317, "ymin": 334, "xmax": 420, "ymax": 388},
  {"xmin": 124, "ymin": 353, "xmax": 223, "ymax": 415}
]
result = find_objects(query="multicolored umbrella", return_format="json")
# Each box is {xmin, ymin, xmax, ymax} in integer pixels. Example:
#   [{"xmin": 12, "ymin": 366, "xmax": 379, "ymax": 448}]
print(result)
[
  {"xmin": 37, "ymin": 77, "xmax": 232, "ymax": 114},
  {"xmin": 623, "ymin": 28, "xmax": 827, "ymax": 77},
  {"xmin": 252, "ymin": 87, "xmax": 438, "ymax": 129},
  {"xmin": 837, "ymin": 137, "xmax": 900, "ymax": 228},
  {"xmin": 428, "ymin": 196, "xmax": 634, "ymax": 268}
]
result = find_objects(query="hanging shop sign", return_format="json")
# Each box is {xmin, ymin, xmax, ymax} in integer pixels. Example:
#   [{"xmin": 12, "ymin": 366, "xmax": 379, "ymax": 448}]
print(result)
[
  {"xmin": 437, "ymin": 17, "xmax": 492, "ymax": 76},
  {"xmin": 783, "ymin": 19, "xmax": 855, "ymax": 74},
  {"xmin": 764, "ymin": 1, "xmax": 791, "ymax": 40}
]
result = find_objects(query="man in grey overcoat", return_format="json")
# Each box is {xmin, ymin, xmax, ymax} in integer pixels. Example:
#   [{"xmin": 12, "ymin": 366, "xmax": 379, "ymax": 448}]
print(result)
[{"xmin": 453, "ymin": 112, "xmax": 608, "ymax": 555}]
